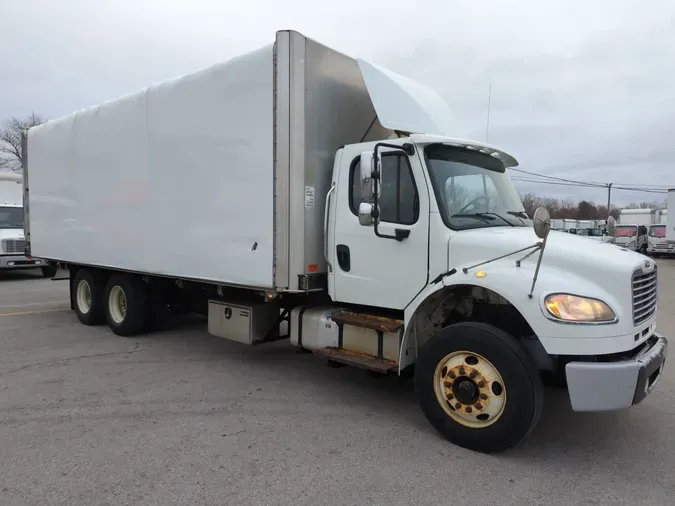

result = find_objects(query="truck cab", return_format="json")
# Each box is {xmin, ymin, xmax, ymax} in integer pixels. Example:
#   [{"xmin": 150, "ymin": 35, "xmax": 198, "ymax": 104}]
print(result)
[
  {"xmin": 0, "ymin": 173, "xmax": 56, "ymax": 276},
  {"xmin": 322, "ymin": 132, "xmax": 665, "ymax": 452},
  {"xmin": 614, "ymin": 223, "xmax": 647, "ymax": 253},
  {"xmin": 647, "ymin": 224, "xmax": 672, "ymax": 256}
]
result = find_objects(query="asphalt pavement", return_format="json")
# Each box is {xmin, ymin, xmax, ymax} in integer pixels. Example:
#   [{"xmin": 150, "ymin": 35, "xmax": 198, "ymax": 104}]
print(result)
[{"xmin": 0, "ymin": 266, "xmax": 674, "ymax": 506}]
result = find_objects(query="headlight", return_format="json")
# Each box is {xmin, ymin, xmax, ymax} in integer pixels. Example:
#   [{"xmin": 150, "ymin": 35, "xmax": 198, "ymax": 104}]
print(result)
[{"xmin": 544, "ymin": 294, "xmax": 616, "ymax": 323}]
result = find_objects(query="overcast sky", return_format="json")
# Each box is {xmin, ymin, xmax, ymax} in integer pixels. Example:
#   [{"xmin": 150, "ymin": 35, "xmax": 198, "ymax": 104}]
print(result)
[{"xmin": 2, "ymin": 0, "xmax": 674, "ymax": 205}]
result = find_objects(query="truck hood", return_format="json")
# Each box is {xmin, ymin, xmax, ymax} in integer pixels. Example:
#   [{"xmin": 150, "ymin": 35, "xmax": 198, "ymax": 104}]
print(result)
[
  {"xmin": 448, "ymin": 227, "xmax": 646, "ymax": 281},
  {"xmin": 357, "ymin": 58, "xmax": 461, "ymax": 138},
  {"xmin": 0, "ymin": 229, "xmax": 24, "ymax": 241}
]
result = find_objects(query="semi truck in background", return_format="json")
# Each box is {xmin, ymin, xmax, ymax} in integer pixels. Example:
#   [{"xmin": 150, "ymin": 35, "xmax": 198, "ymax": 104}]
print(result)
[
  {"xmin": 22, "ymin": 30, "xmax": 667, "ymax": 454},
  {"xmin": 0, "ymin": 172, "xmax": 57, "ymax": 276}
]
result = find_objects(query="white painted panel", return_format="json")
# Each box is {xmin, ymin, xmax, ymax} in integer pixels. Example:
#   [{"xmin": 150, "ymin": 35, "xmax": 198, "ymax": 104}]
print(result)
[
  {"xmin": 28, "ymin": 44, "xmax": 275, "ymax": 288},
  {"xmin": 357, "ymin": 58, "xmax": 458, "ymax": 137}
]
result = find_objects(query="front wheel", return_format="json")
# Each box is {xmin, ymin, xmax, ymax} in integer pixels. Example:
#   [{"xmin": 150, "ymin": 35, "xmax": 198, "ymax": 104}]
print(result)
[{"xmin": 415, "ymin": 322, "xmax": 543, "ymax": 454}]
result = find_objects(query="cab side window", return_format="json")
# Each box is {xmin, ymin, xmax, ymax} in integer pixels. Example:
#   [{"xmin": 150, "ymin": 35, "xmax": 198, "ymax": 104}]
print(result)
[{"xmin": 349, "ymin": 153, "xmax": 418, "ymax": 225}]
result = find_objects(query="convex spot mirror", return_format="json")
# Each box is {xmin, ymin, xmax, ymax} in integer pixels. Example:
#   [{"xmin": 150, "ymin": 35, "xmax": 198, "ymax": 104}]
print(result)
[
  {"xmin": 359, "ymin": 151, "xmax": 381, "ymax": 201},
  {"xmin": 358, "ymin": 202, "xmax": 374, "ymax": 226},
  {"xmin": 606, "ymin": 216, "xmax": 616, "ymax": 236},
  {"xmin": 533, "ymin": 207, "xmax": 551, "ymax": 240}
]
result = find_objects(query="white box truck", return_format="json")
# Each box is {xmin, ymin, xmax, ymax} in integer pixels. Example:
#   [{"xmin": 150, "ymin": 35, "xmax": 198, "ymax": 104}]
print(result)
[
  {"xmin": 616, "ymin": 208, "xmax": 657, "ymax": 253},
  {"xmin": 0, "ymin": 172, "xmax": 57, "ymax": 276},
  {"xmin": 23, "ymin": 30, "xmax": 667, "ymax": 454}
]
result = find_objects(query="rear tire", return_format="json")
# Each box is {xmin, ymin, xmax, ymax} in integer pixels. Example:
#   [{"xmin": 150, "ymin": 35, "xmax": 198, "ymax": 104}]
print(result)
[
  {"xmin": 73, "ymin": 269, "xmax": 106, "ymax": 325},
  {"xmin": 415, "ymin": 322, "xmax": 543, "ymax": 454},
  {"xmin": 104, "ymin": 274, "xmax": 148, "ymax": 337}
]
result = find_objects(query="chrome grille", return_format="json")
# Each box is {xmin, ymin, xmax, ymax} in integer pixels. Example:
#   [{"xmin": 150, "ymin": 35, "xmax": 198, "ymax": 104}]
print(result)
[
  {"xmin": 1, "ymin": 239, "xmax": 26, "ymax": 255},
  {"xmin": 632, "ymin": 266, "xmax": 657, "ymax": 326}
]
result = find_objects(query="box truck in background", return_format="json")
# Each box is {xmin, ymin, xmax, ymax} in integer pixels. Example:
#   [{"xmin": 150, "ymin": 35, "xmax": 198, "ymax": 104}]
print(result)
[
  {"xmin": 0, "ymin": 172, "xmax": 57, "ymax": 276},
  {"xmin": 23, "ymin": 30, "xmax": 667, "ymax": 454},
  {"xmin": 616, "ymin": 208, "xmax": 659, "ymax": 253}
]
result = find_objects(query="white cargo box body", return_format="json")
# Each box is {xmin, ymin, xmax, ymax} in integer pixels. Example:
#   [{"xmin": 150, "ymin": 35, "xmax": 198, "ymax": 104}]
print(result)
[
  {"xmin": 666, "ymin": 190, "xmax": 675, "ymax": 243},
  {"xmin": 25, "ymin": 31, "xmax": 398, "ymax": 291}
]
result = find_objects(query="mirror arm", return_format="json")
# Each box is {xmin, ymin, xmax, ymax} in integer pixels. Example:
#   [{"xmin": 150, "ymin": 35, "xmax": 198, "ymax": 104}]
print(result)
[{"xmin": 370, "ymin": 142, "xmax": 415, "ymax": 242}]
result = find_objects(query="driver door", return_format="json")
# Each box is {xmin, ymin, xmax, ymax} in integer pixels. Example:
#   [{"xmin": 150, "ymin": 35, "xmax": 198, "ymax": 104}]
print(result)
[{"xmin": 331, "ymin": 144, "xmax": 430, "ymax": 310}]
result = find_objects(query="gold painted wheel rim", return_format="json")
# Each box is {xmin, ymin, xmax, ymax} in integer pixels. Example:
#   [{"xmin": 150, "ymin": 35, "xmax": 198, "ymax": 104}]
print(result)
[{"xmin": 433, "ymin": 350, "xmax": 507, "ymax": 428}]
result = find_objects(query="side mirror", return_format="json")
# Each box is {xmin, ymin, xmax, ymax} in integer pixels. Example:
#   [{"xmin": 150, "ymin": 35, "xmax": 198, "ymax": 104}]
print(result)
[
  {"xmin": 358, "ymin": 202, "xmax": 374, "ymax": 226},
  {"xmin": 533, "ymin": 206, "xmax": 551, "ymax": 240},
  {"xmin": 359, "ymin": 151, "xmax": 380, "ymax": 200},
  {"xmin": 606, "ymin": 216, "xmax": 616, "ymax": 236}
]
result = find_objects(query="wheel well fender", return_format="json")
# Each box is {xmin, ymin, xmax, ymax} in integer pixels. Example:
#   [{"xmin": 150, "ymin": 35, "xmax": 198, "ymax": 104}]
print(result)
[{"xmin": 400, "ymin": 282, "xmax": 549, "ymax": 372}]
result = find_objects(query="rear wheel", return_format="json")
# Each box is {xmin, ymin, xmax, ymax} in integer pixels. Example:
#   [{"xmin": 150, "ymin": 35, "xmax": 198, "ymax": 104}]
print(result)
[
  {"xmin": 105, "ymin": 274, "xmax": 148, "ymax": 337},
  {"xmin": 415, "ymin": 322, "xmax": 543, "ymax": 454},
  {"xmin": 73, "ymin": 269, "xmax": 106, "ymax": 325}
]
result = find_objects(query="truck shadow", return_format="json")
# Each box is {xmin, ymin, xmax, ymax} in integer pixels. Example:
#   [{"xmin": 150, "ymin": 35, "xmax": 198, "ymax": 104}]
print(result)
[
  {"xmin": 0, "ymin": 270, "xmax": 46, "ymax": 281},
  {"xmin": 140, "ymin": 317, "xmax": 648, "ymax": 459}
]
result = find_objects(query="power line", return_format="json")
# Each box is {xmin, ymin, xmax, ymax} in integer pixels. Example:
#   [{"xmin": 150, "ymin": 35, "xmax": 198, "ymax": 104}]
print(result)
[
  {"xmin": 510, "ymin": 167, "xmax": 673, "ymax": 191},
  {"xmin": 511, "ymin": 177, "xmax": 667, "ymax": 194},
  {"xmin": 510, "ymin": 168, "xmax": 606, "ymax": 187}
]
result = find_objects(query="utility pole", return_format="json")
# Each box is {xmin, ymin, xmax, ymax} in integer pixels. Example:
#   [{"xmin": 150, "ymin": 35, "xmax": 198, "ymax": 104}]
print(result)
[{"xmin": 606, "ymin": 183, "xmax": 613, "ymax": 215}]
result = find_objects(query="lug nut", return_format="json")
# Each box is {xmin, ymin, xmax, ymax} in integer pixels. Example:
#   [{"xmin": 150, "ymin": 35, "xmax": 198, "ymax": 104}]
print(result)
[
  {"xmin": 448, "ymin": 371, "xmax": 456, "ymax": 379},
  {"xmin": 444, "ymin": 381, "xmax": 453, "ymax": 388},
  {"xmin": 447, "ymin": 394, "xmax": 454, "ymax": 400},
  {"xmin": 475, "ymin": 402, "xmax": 483, "ymax": 409},
  {"xmin": 458, "ymin": 367, "xmax": 466, "ymax": 375},
  {"xmin": 469, "ymin": 371, "xmax": 477, "ymax": 379},
  {"xmin": 477, "ymin": 381, "xmax": 486, "ymax": 388},
  {"xmin": 455, "ymin": 402, "xmax": 461, "ymax": 409},
  {"xmin": 465, "ymin": 407, "xmax": 472, "ymax": 413},
  {"xmin": 480, "ymin": 393, "xmax": 488, "ymax": 400}
]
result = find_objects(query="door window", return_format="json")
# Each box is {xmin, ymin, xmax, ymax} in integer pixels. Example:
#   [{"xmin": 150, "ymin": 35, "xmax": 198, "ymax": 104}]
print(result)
[{"xmin": 350, "ymin": 153, "xmax": 418, "ymax": 225}]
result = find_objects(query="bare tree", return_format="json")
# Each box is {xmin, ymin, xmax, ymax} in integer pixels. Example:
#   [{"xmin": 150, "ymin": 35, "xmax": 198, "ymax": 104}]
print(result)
[{"xmin": 0, "ymin": 112, "xmax": 46, "ymax": 172}]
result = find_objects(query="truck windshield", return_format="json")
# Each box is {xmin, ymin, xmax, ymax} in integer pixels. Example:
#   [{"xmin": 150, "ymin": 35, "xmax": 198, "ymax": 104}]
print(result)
[
  {"xmin": 0, "ymin": 206, "xmax": 24, "ymax": 229},
  {"xmin": 424, "ymin": 144, "xmax": 529, "ymax": 230},
  {"xmin": 615, "ymin": 226, "xmax": 637, "ymax": 238},
  {"xmin": 649, "ymin": 225, "xmax": 666, "ymax": 238}
]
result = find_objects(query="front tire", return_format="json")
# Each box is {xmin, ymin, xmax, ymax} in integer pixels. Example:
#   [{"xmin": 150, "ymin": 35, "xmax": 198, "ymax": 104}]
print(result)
[
  {"xmin": 415, "ymin": 322, "xmax": 543, "ymax": 454},
  {"xmin": 104, "ymin": 274, "xmax": 148, "ymax": 337}
]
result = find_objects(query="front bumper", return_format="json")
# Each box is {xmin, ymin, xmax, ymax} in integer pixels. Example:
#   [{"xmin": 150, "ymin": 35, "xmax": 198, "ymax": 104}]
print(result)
[
  {"xmin": 565, "ymin": 334, "xmax": 668, "ymax": 412},
  {"xmin": 0, "ymin": 254, "xmax": 46, "ymax": 269}
]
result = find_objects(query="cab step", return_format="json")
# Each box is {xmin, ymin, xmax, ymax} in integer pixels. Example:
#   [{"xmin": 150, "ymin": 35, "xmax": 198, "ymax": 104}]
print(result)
[
  {"xmin": 313, "ymin": 347, "xmax": 398, "ymax": 374},
  {"xmin": 330, "ymin": 311, "xmax": 403, "ymax": 333}
]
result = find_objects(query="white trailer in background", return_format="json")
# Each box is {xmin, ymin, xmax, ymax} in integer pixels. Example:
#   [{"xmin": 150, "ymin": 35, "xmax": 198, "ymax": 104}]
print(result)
[
  {"xmin": 660, "ymin": 210, "xmax": 668, "ymax": 225},
  {"xmin": 23, "ymin": 29, "xmax": 668, "ymax": 454},
  {"xmin": 666, "ymin": 191, "xmax": 675, "ymax": 245},
  {"xmin": 0, "ymin": 172, "xmax": 56, "ymax": 276}
]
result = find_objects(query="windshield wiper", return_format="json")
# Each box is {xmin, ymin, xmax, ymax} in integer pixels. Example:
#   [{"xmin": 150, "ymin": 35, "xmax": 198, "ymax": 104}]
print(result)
[
  {"xmin": 506, "ymin": 210, "xmax": 529, "ymax": 219},
  {"xmin": 452, "ymin": 212, "xmax": 514, "ymax": 227},
  {"xmin": 476, "ymin": 212, "xmax": 515, "ymax": 227},
  {"xmin": 452, "ymin": 213, "xmax": 495, "ymax": 224}
]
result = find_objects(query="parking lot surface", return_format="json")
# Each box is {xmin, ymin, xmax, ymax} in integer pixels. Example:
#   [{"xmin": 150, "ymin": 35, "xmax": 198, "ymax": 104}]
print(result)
[{"xmin": 1, "ymin": 265, "xmax": 674, "ymax": 506}]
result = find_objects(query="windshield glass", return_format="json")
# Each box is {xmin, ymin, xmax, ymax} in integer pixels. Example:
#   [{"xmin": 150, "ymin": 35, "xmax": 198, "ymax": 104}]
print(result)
[
  {"xmin": 0, "ymin": 206, "xmax": 24, "ymax": 229},
  {"xmin": 586, "ymin": 228, "xmax": 604, "ymax": 237},
  {"xmin": 425, "ymin": 144, "xmax": 529, "ymax": 230},
  {"xmin": 615, "ymin": 225, "xmax": 637, "ymax": 238},
  {"xmin": 649, "ymin": 225, "xmax": 666, "ymax": 238}
]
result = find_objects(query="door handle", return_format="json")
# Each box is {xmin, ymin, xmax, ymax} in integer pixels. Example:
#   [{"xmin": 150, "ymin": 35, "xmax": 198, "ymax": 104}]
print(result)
[
  {"xmin": 395, "ymin": 229, "xmax": 410, "ymax": 241},
  {"xmin": 336, "ymin": 244, "xmax": 351, "ymax": 272}
]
